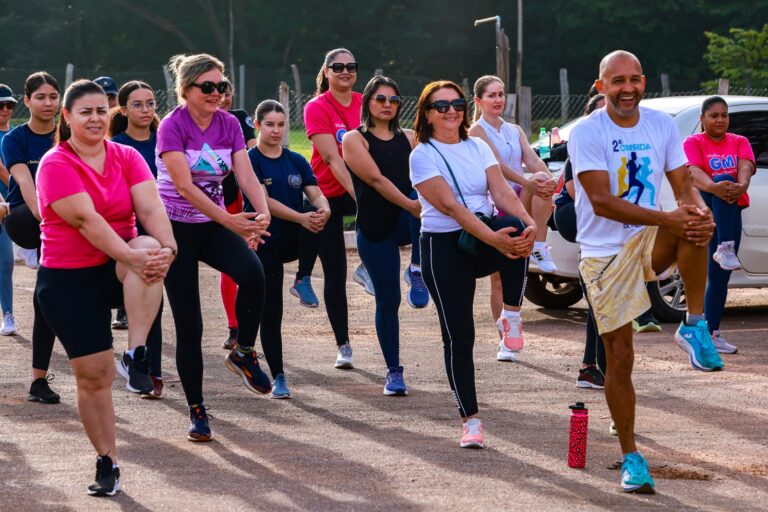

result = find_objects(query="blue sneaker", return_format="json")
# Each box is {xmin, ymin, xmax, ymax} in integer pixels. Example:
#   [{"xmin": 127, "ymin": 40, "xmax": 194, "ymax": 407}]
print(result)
[
  {"xmin": 289, "ymin": 276, "xmax": 319, "ymax": 308},
  {"xmin": 187, "ymin": 404, "xmax": 212, "ymax": 442},
  {"xmin": 621, "ymin": 452, "xmax": 655, "ymax": 494},
  {"xmin": 225, "ymin": 349, "xmax": 271, "ymax": 393},
  {"xmin": 353, "ymin": 264, "xmax": 375, "ymax": 296},
  {"xmin": 270, "ymin": 373, "xmax": 292, "ymax": 399},
  {"xmin": 404, "ymin": 266, "xmax": 429, "ymax": 308},
  {"xmin": 674, "ymin": 320, "xmax": 724, "ymax": 371},
  {"xmin": 383, "ymin": 366, "xmax": 408, "ymax": 396}
]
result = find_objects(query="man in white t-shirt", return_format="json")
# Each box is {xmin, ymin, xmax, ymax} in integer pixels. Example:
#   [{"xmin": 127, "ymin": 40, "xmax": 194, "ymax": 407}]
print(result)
[{"xmin": 570, "ymin": 50, "xmax": 721, "ymax": 494}]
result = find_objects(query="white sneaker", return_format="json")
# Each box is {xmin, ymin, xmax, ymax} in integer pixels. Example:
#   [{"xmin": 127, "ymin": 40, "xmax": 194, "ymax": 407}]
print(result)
[
  {"xmin": 17, "ymin": 248, "xmax": 38, "ymax": 269},
  {"xmin": 352, "ymin": 264, "xmax": 375, "ymax": 296},
  {"xmin": 0, "ymin": 312, "xmax": 17, "ymax": 336},
  {"xmin": 711, "ymin": 330, "xmax": 738, "ymax": 354},
  {"xmin": 531, "ymin": 244, "xmax": 556, "ymax": 273},
  {"xmin": 335, "ymin": 343, "xmax": 354, "ymax": 369},
  {"xmin": 496, "ymin": 341, "xmax": 516, "ymax": 362},
  {"xmin": 712, "ymin": 241, "xmax": 741, "ymax": 271}
]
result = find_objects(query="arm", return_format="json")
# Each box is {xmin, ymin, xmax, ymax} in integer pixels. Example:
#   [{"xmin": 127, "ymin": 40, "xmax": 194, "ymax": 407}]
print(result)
[
  {"xmin": 311, "ymin": 133, "xmax": 355, "ymax": 198},
  {"xmin": 517, "ymin": 126, "xmax": 552, "ymax": 176},
  {"xmin": 487, "ymin": 164, "xmax": 535, "ymax": 228},
  {"xmin": 468, "ymin": 123, "xmax": 529, "ymax": 188},
  {"xmin": 131, "ymin": 180, "xmax": 178, "ymax": 263},
  {"xmin": 565, "ymin": 179, "xmax": 575, "ymax": 198},
  {"xmin": 689, "ymin": 164, "xmax": 732, "ymax": 201},
  {"xmin": 9, "ymin": 163, "xmax": 40, "ymax": 219},
  {"xmin": 342, "ymin": 130, "xmax": 420, "ymax": 217},
  {"xmin": 0, "ymin": 161, "xmax": 9, "ymax": 187}
]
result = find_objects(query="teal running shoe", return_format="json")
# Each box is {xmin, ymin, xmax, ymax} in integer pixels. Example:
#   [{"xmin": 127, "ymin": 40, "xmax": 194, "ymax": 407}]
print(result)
[
  {"xmin": 674, "ymin": 320, "xmax": 724, "ymax": 371},
  {"xmin": 621, "ymin": 452, "xmax": 655, "ymax": 494}
]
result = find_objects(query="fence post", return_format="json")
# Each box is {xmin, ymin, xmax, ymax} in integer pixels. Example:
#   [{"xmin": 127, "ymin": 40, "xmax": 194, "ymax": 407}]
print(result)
[
  {"xmin": 559, "ymin": 68, "xmax": 569, "ymax": 124},
  {"xmin": 163, "ymin": 66, "xmax": 175, "ymax": 110},
  {"xmin": 238, "ymin": 64, "xmax": 245, "ymax": 110},
  {"xmin": 718, "ymin": 78, "xmax": 730, "ymax": 95},
  {"xmin": 661, "ymin": 73, "xmax": 671, "ymax": 96},
  {"xmin": 518, "ymin": 86, "xmax": 531, "ymax": 138},
  {"xmin": 374, "ymin": 68, "xmax": 383, "ymax": 77},
  {"xmin": 279, "ymin": 81, "xmax": 291, "ymax": 147},
  {"xmin": 462, "ymin": 78, "xmax": 470, "ymax": 98},
  {"xmin": 65, "ymin": 63, "xmax": 74, "ymax": 89},
  {"xmin": 496, "ymin": 27, "xmax": 510, "ymax": 91},
  {"xmin": 291, "ymin": 64, "xmax": 303, "ymax": 128},
  {"xmin": 502, "ymin": 93, "xmax": 516, "ymax": 122}
]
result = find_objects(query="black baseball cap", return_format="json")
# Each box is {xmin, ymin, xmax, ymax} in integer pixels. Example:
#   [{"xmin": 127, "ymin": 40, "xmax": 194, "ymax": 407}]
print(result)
[
  {"xmin": 94, "ymin": 76, "xmax": 118, "ymax": 96},
  {"xmin": 0, "ymin": 84, "xmax": 17, "ymax": 103}
]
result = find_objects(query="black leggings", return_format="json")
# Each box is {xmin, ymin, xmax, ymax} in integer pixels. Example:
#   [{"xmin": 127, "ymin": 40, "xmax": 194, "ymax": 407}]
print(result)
[
  {"xmin": 164, "ymin": 221, "xmax": 265, "ymax": 406},
  {"xmin": 317, "ymin": 194, "xmax": 356, "ymax": 345},
  {"xmin": 3, "ymin": 204, "xmax": 56, "ymax": 373},
  {"xmin": 421, "ymin": 215, "xmax": 528, "ymax": 419},
  {"xmin": 258, "ymin": 222, "xmax": 319, "ymax": 377}
]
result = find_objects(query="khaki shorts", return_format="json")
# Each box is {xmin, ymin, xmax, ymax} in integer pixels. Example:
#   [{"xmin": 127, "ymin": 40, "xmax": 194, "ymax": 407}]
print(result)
[{"xmin": 579, "ymin": 227, "xmax": 672, "ymax": 335}]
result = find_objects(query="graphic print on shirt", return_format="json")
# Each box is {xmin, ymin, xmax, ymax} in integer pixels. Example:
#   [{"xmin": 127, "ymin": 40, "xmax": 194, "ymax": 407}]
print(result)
[
  {"xmin": 189, "ymin": 143, "xmax": 230, "ymax": 176},
  {"xmin": 335, "ymin": 126, "xmax": 347, "ymax": 145},
  {"xmin": 614, "ymin": 146, "xmax": 657, "ymax": 207},
  {"xmin": 708, "ymin": 154, "xmax": 737, "ymax": 176}
]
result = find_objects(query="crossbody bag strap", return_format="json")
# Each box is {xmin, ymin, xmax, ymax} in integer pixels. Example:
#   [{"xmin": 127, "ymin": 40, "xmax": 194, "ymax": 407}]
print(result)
[{"xmin": 426, "ymin": 140, "xmax": 468, "ymax": 208}]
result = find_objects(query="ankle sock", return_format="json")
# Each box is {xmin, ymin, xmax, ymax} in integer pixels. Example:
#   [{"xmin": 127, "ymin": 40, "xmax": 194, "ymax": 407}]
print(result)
[
  {"xmin": 410, "ymin": 263, "xmax": 421, "ymax": 273},
  {"xmin": 236, "ymin": 345, "xmax": 254, "ymax": 355},
  {"xmin": 685, "ymin": 313, "xmax": 705, "ymax": 326},
  {"xmin": 503, "ymin": 310, "xmax": 521, "ymax": 322}
]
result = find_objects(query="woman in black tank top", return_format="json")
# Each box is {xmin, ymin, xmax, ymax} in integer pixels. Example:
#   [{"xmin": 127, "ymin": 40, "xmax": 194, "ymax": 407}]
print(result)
[{"xmin": 342, "ymin": 76, "xmax": 429, "ymax": 397}]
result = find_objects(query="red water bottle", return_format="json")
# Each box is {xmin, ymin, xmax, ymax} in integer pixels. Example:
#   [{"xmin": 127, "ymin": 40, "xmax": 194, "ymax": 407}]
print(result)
[{"xmin": 568, "ymin": 402, "xmax": 588, "ymax": 468}]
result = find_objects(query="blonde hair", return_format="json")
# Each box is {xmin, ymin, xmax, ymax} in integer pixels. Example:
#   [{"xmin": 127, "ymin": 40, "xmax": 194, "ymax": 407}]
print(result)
[
  {"xmin": 472, "ymin": 75, "xmax": 504, "ymax": 122},
  {"xmin": 166, "ymin": 53, "xmax": 225, "ymax": 103}
]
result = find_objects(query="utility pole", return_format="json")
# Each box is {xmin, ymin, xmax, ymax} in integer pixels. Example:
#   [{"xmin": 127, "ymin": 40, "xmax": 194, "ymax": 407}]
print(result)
[{"xmin": 516, "ymin": 0, "xmax": 523, "ymax": 95}]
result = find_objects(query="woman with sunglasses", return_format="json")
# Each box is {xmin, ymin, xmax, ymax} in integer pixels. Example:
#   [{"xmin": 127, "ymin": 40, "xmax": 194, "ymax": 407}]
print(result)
[
  {"xmin": 218, "ymin": 80, "xmax": 257, "ymax": 350},
  {"xmin": 0, "ymin": 84, "xmax": 18, "ymax": 338},
  {"xmin": 35, "ymin": 79, "xmax": 175, "ymax": 496},
  {"xmin": 248, "ymin": 99, "xmax": 329, "ymax": 398},
  {"xmin": 303, "ymin": 47, "xmax": 371, "ymax": 369},
  {"xmin": 342, "ymin": 76, "xmax": 428, "ymax": 396},
  {"xmin": 108, "ymin": 80, "xmax": 166, "ymax": 398},
  {"xmin": 469, "ymin": 76, "xmax": 556, "ymax": 361},
  {"xmin": 1, "ymin": 71, "xmax": 61, "ymax": 405},
  {"xmin": 158, "ymin": 53, "xmax": 271, "ymax": 441},
  {"xmin": 410, "ymin": 80, "xmax": 535, "ymax": 448}
]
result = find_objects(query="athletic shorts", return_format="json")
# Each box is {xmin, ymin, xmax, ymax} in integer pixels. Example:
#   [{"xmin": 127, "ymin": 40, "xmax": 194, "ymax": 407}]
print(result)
[
  {"xmin": 579, "ymin": 227, "xmax": 667, "ymax": 334},
  {"xmin": 35, "ymin": 261, "xmax": 123, "ymax": 359}
]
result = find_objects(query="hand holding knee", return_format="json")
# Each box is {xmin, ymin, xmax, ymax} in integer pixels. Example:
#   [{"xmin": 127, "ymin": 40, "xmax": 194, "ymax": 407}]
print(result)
[{"xmin": 664, "ymin": 204, "xmax": 714, "ymax": 246}]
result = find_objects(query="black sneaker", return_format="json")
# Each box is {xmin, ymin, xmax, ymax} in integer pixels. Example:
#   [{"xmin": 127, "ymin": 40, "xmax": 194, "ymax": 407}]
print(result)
[
  {"xmin": 576, "ymin": 366, "xmax": 605, "ymax": 389},
  {"xmin": 28, "ymin": 374, "xmax": 61, "ymax": 404},
  {"xmin": 87, "ymin": 454, "xmax": 121, "ymax": 496},
  {"xmin": 222, "ymin": 327, "xmax": 238, "ymax": 350},
  {"xmin": 111, "ymin": 308, "xmax": 128, "ymax": 330},
  {"xmin": 633, "ymin": 310, "xmax": 662, "ymax": 333},
  {"xmin": 116, "ymin": 346, "xmax": 153, "ymax": 395},
  {"xmin": 188, "ymin": 404, "xmax": 212, "ymax": 442},
  {"xmin": 225, "ymin": 348, "xmax": 271, "ymax": 394}
]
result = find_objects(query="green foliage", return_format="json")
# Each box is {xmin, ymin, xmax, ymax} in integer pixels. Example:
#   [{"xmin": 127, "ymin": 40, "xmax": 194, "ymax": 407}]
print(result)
[{"xmin": 703, "ymin": 24, "xmax": 768, "ymax": 89}]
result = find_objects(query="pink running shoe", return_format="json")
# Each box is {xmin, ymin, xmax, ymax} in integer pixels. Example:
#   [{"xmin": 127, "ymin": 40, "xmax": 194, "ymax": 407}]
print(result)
[
  {"xmin": 460, "ymin": 418, "xmax": 485, "ymax": 449},
  {"xmin": 497, "ymin": 316, "xmax": 524, "ymax": 352}
]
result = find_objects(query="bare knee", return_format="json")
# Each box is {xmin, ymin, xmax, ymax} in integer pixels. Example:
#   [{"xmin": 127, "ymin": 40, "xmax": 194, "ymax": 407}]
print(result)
[
  {"xmin": 128, "ymin": 235, "xmax": 161, "ymax": 250},
  {"xmin": 73, "ymin": 355, "xmax": 115, "ymax": 393}
]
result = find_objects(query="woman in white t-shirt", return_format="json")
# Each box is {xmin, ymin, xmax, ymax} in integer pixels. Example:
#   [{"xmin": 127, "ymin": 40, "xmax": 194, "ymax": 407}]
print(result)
[{"xmin": 409, "ymin": 80, "xmax": 535, "ymax": 449}]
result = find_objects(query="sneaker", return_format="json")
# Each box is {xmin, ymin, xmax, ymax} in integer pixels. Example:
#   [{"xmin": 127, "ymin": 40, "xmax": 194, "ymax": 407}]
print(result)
[
  {"xmin": 496, "ymin": 341, "xmax": 516, "ymax": 362},
  {"xmin": 17, "ymin": 247, "xmax": 38, "ymax": 269},
  {"xmin": 531, "ymin": 244, "xmax": 556, "ymax": 273},
  {"xmin": 225, "ymin": 349, "xmax": 271, "ymax": 393},
  {"xmin": 383, "ymin": 366, "xmax": 408, "ymax": 396},
  {"xmin": 0, "ymin": 312, "xmax": 17, "ymax": 336},
  {"xmin": 140, "ymin": 376, "xmax": 164, "ymax": 400},
  {"xmin": 459, "ymin": 418, "xmax": 485, "ymax": 449},
  {"xmin": 711, "ymin": 330, "xmax": 738, "ymax": 354},
  {"xmin": 497, "ymin": 315, "xmax": 524, "ymax": 352},
  {"xmin": 28, "ymin": 374, "xmax": 61, "ymax": 404},
  {"xmin": 111, "ymin": 308, "xmax": 128, "ymax": 330},
  {"xmin": 335, "ymin": 343, "xmax": 354, "ymax": 369},
  {"xmin": 404, "ymin": 267, "xmax": 429, "ymax": 308},
  {"xmin": 576, "ymin": 366, "xmax": 605, "ymax": 389},
  {"xmin": 116, "ymin": 346, "xmax": 153, "ymax": 395},
  {"xmin": 353, "ymin": 264, "xmax": 375, "ymax": 296},
  {"xmin": 270, "ymin": 373, "xmax": 292, "ymax": 399},
  {"xmin": 222, "ymin": 327, "xmax": 238, "ymax": 350},
  {"xmin": 674, "ymin": 320, "xmax": 724, "ymax": 371},
  {"xmin": 289, "ymin": 276, "xmax": 320, "ymax": 308},
  {"xmin": 187, "ymin": 404, "xmax": 212, "ymax": 442},
  {"xmin": 712, "ymin": 241, "xmax": 742, "ymax": 271},
  {"xmin": 621, "ymin": 452, "xmax": 655, "ymax": 494},
  {"xmin": 87, "ymin": 454, "xmax": 121, "ymax": 497},
  {"xmin": 632, "ymin": 310, "xmax": 662, "ymax": 333},
  {"xmin": 608, "ymin": 421, "xmax": 618, "ymax": 436}
]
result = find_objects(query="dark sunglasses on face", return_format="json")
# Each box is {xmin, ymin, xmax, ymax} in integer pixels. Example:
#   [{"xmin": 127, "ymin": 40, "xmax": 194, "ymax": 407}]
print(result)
[
  {"xmin": 190, "ymin": 81, "xmax": 230, "ymax": 95},
  {"xmin": 373, "ymin": 94, "xmax": 401, "ymax": 106},
  {"xmin": 427, "ymin": 98, "xmax": 467, "ymax": 113},
  {"xmin": 327, "ymin": 62, "xmax": 359, "ymax": 73},
  {"xmin": 0, "ymin": 102, "xmax": 14, "ymax": 110}
]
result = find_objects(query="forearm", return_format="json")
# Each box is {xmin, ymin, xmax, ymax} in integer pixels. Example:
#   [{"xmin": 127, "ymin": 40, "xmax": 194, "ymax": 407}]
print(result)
[
  {"xmin": 689, "ymin": 167, "xmax": 714, "ymax": 193},
  {"xmin": 737, "ymin": 160, "xmax": 754, "ymax": 185},
  {"xmin": 77, "ymin": 213, "xmax": 135, "ymax": 263},
  {"xmin": 368, "ymin": 175, "xmax": 413, "ymax": 210},
  {"xmin": 238, "ymin": 173, "xmax": 270, "ymax": 216},
  {"xmin": 327, "ymin": 156, "xmax": 354, "ymax": 198},
  {"xmin": 590, "ymin": 194, "xmax": 668, "ymax": 227},
  {"xmin": 136, "ymin": 204, "xmax": 177, "ymax": 249},
  {"xmin": 0, "ymin": 164, "xmax": 9, "ymax": 187},
  {"xmin": 500, "ymin": 163, "xmax": 528, "ymax": 186},
  {"xmin": 268, "ymin": 198, "xmax": 304, "ymax": 223},
  {"xmin": 492, "ymin": 186, "xmax": 535, "ymax": 227}
]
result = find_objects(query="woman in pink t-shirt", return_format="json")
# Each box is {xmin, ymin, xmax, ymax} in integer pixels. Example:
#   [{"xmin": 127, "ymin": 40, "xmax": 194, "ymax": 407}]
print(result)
[
  {"xmin": 684, "ymin": 96, "xmax": 756, "ymax": 354},
  {"xmin": 35, "ymin": 80, "xmax": 176, "ymax": 496}
]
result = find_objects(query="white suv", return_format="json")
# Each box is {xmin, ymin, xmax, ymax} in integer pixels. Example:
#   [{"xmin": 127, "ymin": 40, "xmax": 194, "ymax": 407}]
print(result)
[{"xmin": 525, "ymin": 96, "xmax": 768, "ymax": 322}]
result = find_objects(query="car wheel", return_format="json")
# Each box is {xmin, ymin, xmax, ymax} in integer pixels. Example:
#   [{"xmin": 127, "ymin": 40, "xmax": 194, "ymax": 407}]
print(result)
[
  {"xmin": 648, "ymin": 273, "xmax": 686, "ymax": 323},
  {"xmin": 524, "ymin": 273, "xmax": 583, "ymax": 309}
]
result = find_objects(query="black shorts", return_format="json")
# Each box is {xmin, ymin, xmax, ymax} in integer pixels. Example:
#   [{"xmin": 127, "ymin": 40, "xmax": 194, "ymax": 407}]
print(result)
[{"xmin": 35, "ymin": 261, "xmax": 124, "ymax": 359}]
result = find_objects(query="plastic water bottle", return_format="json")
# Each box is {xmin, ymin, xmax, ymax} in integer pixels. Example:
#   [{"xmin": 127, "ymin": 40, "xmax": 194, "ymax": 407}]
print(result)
[
  {"xmin": 539, "ymin": 127, "xmax": 551, "ymax": 160},
  {"xmin": 551, "ymin": 126, "xmax": 561, "ymax": 145},
  {"xmin": 568, "ymin": 402, "xmax": 588, "ymax": 468}
]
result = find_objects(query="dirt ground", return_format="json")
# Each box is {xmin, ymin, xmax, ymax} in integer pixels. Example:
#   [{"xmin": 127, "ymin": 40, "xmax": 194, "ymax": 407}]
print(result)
[{"xmin": 1, "ymin": 251, "xmax": 767, "ymax": 511}]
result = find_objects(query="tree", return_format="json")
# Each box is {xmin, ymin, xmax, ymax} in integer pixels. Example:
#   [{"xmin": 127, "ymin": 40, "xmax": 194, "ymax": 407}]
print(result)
[{"xmin": 704, "ymin": 24, "xmax": 768, "ymax": 89}]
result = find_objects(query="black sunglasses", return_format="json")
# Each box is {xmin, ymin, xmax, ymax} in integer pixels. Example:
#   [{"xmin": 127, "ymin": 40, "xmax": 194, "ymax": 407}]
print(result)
[
  {"xmin": 373, "ymin": 94, "xmax": 400, "ymax": 106},
  {"xmin": 0, "ymin": 102, "xmax": 14, "ymax": 110},
  {"xmin": 190, "ymin": 81, "xmax": 230, "ymax": 95},
  {"xmin": 427, "ymin": 98, "xmax": 467, "ymax": 114},
  {"xmin": 327, "ymin": 62, "xmax": 359, "ymax": 73}
]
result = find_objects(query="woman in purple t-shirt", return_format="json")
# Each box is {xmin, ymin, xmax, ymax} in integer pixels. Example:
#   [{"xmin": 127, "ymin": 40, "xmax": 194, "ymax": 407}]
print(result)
[{"xmin": 157, "ymin": 53, "xmax": 271, "ymax": 442}]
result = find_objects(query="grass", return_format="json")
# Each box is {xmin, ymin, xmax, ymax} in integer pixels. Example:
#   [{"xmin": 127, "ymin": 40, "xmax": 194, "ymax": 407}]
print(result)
[{"xmin": 288, "ymin": 130, "xmax": 313, "ymax": 160}]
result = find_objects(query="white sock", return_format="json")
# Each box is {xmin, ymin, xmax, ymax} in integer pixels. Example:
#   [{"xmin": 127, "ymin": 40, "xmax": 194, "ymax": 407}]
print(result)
[
  {"xmin": 410, "ymin": 263, "xmax": 421, "ymax": 273},
  {"xmin": 465, "ymin": 417, "xmax": 482, "ymax": 427},
  {"xmin": 503, "ymin": 310, "xmax": 521, "ymax": 322},
  {"xmin": 534, "ymin": 241, "xmax": 546, "ymax": 250},
  {"xmin": 126, "ymin": 349, "xmax": 135, "ymax": 358}
]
